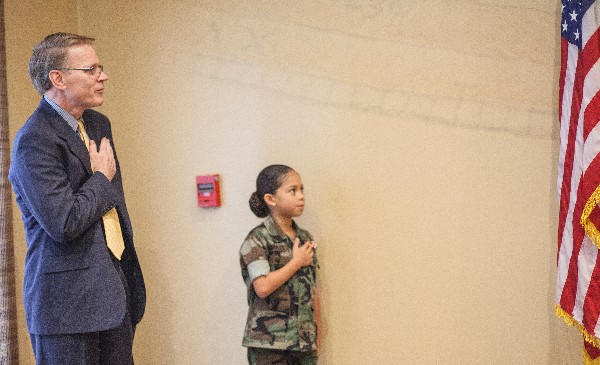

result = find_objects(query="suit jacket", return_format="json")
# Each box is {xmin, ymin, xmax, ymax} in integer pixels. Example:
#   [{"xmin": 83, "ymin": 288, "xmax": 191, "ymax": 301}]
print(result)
[{"xmin": 9, "ymin": 98, "xmax": 146, "ymax": 335}]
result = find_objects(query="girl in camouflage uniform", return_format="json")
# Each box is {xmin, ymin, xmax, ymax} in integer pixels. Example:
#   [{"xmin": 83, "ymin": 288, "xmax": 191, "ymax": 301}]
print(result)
[{"xmin": 240, "ymin": 165, "xmax": 320, "ymax": 365}]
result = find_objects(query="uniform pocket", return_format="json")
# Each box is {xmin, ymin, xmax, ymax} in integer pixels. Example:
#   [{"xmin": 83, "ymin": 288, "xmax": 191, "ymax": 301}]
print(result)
[
  {"xmin": 269, "ymin": 242, "xmax": 291, "ymax": 270},
  {"xmin": 268, "ymin": 285, "xmax": 291, "ymax": 313}
]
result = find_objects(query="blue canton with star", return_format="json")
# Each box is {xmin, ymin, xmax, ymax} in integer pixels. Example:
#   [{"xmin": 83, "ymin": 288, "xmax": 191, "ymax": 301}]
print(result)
[{"xmin": 562, "ymin": 0, "xmax": 595, "ymax": 49}]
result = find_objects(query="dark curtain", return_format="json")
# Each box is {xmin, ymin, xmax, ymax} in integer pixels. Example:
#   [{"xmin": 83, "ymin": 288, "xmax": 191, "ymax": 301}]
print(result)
[{"xmin": 0, "ymin": 1, "xmax": 21, "ymax": 363}]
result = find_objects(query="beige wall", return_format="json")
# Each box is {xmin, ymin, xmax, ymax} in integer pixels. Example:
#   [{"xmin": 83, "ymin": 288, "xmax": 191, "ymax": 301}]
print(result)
[
  {"xmin": 4, "ymin": 1, "xmax": 79, "ymax": 364},
  {"xmin": 5, "ymin": 0, "xmax": 584, "ymax": 364}
]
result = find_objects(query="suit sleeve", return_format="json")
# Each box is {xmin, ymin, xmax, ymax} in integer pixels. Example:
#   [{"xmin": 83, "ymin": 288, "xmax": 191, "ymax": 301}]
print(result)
[{"xmin": 10, "ymin": 128, "xmax": 119, "ymax": 243}]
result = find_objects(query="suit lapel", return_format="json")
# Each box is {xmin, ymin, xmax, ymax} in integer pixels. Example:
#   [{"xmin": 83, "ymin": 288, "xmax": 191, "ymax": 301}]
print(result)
[{"xmin": 39, "ymin": 99, "xmax": 93, "ymax": 175}]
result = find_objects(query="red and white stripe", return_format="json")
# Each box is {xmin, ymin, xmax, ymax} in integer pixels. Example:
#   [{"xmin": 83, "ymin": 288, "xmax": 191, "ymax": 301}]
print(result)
[{"xmin": 557, "ymin": 1, "xmax": 600, "ymax": 340}]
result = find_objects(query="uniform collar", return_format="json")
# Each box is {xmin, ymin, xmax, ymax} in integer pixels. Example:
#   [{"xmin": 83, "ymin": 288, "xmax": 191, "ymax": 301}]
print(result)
[
  {"xmin": 264, "ymin": 214, "xmax": 308, "ymax": 242},
  {"xmin": 264, "ymin": 215, "xmax": 295, "ymax": 240}
]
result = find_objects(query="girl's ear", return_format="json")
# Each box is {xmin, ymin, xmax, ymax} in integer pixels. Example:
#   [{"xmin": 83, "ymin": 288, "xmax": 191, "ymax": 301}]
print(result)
[{"xmin": 264, "ymin": 193, "xmax": 277, "ymax": 207}]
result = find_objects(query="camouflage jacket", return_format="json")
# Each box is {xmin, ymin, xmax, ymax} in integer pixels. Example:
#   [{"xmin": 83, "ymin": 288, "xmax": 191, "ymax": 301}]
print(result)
[{"xmin": 240, "ymin": 215, "xmax": 318, "ymax": 351}]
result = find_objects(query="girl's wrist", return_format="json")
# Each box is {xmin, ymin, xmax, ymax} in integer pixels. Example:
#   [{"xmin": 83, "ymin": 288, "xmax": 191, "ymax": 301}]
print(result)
[{"xmin": 288, "ymin": 257, "xmax": 303, "ymax": 271}]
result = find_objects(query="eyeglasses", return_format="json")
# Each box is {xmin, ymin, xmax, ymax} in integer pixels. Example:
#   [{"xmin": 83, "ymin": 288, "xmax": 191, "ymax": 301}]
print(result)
[{"xmin": 60, "ymin": 65, "xmax": 104, "ymax": 77}]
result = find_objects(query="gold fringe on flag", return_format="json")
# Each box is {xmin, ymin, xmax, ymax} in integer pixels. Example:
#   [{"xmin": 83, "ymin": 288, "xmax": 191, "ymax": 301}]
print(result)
[
  {"xmin": 556, "ymin": 305, "xmax": 600, "ymax": 349},
  {"xmin": 584, "ymin": 346, "xmax": 600, "ymax": 365},
  {"xmin": 581, "ymin": 188, "xmax": 600, "ymax": 249}
]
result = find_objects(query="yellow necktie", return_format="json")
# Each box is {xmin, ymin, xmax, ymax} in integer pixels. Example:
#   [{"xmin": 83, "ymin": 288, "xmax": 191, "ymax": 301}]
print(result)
[{"xmin": 77, "ymin": 120, "xmax": 125, "ymax": 260}]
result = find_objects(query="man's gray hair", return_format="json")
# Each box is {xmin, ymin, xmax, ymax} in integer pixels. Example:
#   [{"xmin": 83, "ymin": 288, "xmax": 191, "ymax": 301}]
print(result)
[{"xmin": 28, "ymin": 33, "xmax": 95, "ymax": 95}]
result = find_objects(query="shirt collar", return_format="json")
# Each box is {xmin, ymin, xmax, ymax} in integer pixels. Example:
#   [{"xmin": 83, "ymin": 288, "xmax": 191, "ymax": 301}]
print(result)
[
  {"xmin": 264, "ymin": 214, "xmax": 300, "ymax": 242},
  {"xmin": 44, "ymin": 95, "xmax": 81, "ymax": 132}
]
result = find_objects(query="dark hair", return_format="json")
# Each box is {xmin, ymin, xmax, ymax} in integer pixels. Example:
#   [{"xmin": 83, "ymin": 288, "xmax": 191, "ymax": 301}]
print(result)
[
  {"xmin": 28, "ymin": 32, "xmax": 96, "ymax": 95},
  {"xmin": 249, "ymin": 164, "xmax": 294, "ymax": 218}
]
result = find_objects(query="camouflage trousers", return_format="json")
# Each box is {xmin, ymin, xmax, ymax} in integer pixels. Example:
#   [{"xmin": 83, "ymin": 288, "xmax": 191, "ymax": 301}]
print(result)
[{"xmin": 247, "ymin": 347, "xmax": 318, "ymax": 365}]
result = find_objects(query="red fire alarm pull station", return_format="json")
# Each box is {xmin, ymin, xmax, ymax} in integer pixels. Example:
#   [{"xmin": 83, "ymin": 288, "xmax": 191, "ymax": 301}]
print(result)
[{"xmin": 196, "ymin": 174, "xmax": 221, "ymax": 208}]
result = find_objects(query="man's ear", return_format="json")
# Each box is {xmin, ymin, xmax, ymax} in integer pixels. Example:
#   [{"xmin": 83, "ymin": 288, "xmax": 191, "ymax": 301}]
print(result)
[
  {"xmin": 264, "ymin": 193, "xmax": 277, "ymax": 207},
  {"xmin": 48, "ymin": 70, "xmax": 66, "ymax": 90}
]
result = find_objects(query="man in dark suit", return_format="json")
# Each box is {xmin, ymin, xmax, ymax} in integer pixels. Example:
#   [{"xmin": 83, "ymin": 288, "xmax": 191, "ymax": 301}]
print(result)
[{"xmin": 9, "ymin": 33, "xmax": 145, "ymax": 364}]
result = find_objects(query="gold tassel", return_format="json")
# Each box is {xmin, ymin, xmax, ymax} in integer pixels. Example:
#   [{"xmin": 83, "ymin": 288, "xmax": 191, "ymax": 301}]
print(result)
[
  {"xmin": 581, "ymin": 186, "xmax": 600, "ymax": 250},
  {"xmin": 556, "ymin": 305, "xmax": 600, "ymax": 349},
  {"xmin": 584, "ymin": 346, "xmax": 600, "ymax": 365}
]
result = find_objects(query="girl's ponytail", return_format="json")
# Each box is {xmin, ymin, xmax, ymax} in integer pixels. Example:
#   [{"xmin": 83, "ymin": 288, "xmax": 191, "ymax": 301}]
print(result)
[{"xmin": 249, "ymin": 191, "xmax": 270, "ymax": 218}]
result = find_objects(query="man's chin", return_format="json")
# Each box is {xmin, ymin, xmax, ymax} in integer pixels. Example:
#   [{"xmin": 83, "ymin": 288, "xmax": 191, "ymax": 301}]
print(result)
[{"xmin": 91, "ymin": 98, "xmax": 104, "ymax": 107}]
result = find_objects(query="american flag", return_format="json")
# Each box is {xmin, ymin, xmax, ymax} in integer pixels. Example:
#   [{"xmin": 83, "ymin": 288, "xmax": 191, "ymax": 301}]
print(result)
[{"xmin": 557, "ymin": 0, "xmax": 600, "ymax": 349}]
